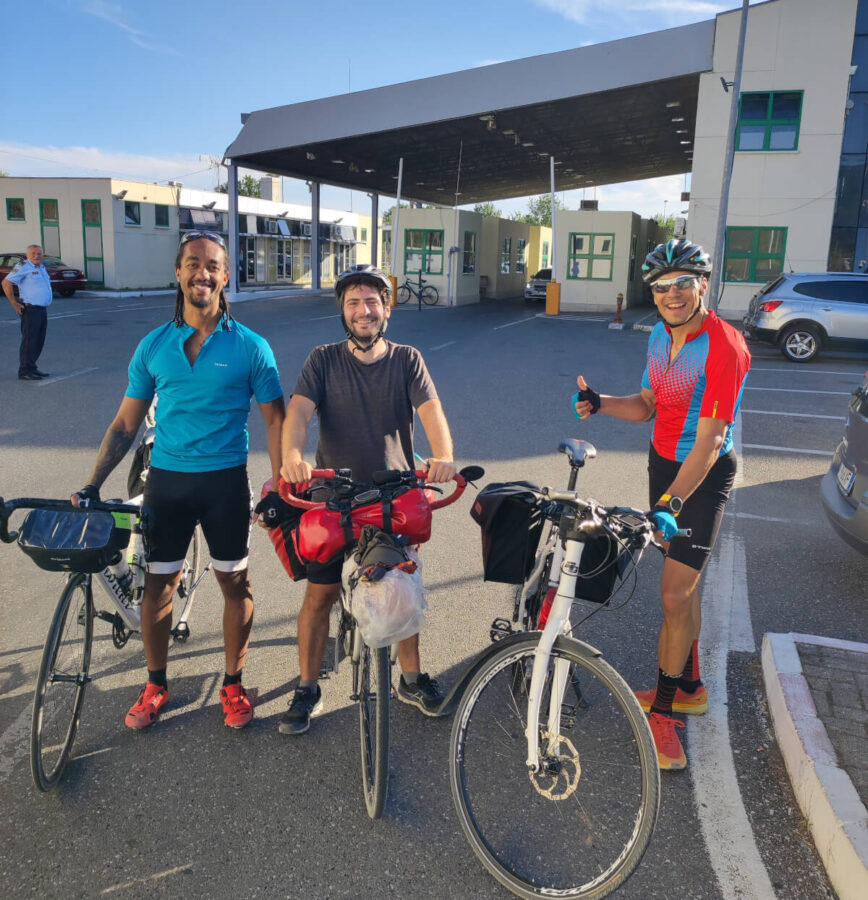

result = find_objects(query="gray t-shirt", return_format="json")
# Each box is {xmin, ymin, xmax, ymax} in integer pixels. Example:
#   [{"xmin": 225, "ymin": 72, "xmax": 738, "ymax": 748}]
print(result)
[{"xmin": 293, "ymin": 340, "xmax": 438, "ymax": 483}]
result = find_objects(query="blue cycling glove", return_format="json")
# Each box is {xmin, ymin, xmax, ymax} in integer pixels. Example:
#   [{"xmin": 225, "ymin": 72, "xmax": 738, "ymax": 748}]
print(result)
[
  {"xmin": 571, "ymin": 384, "xmax": 601, "ymax": 420},
  {"xmin": 650, "ymin": 509, "xmax": 679, "ymax": 541}
]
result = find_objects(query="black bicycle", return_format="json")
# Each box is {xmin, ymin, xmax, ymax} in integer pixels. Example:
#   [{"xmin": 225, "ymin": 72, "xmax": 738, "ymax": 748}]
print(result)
[{"xmin": 397, "ymin": 274, "xmax": 439, "ymax": 306}]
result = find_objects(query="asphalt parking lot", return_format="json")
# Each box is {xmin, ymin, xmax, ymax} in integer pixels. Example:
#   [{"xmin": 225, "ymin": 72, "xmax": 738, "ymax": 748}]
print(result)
[{"xmin": 1, "ymin": 290, "xmax": 865, "ymax": 898}]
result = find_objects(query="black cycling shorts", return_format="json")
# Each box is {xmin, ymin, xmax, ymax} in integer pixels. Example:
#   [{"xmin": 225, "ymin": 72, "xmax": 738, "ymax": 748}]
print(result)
[
  {"xmin": 306, "ymin": 556, "xmax": 344, "ymax": 586},
  {"xmin": 647, "ymin": 444, "xmax": 736, "ymax": 572},
  {"xmin": 143, "ymin": 465, "xmax": 252, "ymax": 574}
]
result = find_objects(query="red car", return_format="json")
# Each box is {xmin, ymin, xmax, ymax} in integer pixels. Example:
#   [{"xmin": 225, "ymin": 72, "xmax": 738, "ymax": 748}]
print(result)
[{"xmin": 0, "ymin": 252, "xmax": 87, "ymax": 297}]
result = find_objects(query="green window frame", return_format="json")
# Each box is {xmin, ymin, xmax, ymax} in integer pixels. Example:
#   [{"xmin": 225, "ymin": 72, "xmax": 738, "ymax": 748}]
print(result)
[
  {"xmin": 6, "ymin": 198, "xmax": 25, "ymax": 221},
  {"xmin": 724, "ymin": 226, "xmax": 787, "ymax": 282},
  {"xmin": 567, "ymin": 232, "xmax": 614, "ymax": 280},
  {"xmin": 515, "ymin": 238, "xmax": 526, "ymax": 274},
  {"xmin": 501, "ymin": 237, "xmax": 511, "ymax": 274},
  {"xmin": 154, "ymin": 204, "xmax": 170, "ymax": 228},
  {"xmin": 736, "ymin": 91, "xmax": 803, "ymax": 152},
  {"xmin": 404, "ymin": 228, "xmax": 443, "ymax": 274},
  {"xmin": 462, "ymin": 231, "xmax": 476, "ymax": 275}
]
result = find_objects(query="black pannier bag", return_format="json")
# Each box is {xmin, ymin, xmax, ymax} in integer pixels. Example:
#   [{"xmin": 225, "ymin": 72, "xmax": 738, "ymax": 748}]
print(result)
[
  {"xmin": 573, "ymin": 530, "xmax": 628, "ymax": 605},
  {"xmin": 17, "ymin": 509, "xmax": 131, "ymax": 574},
  {"xmin": 470, "ymin": 481, "xmax": 544, "ymax": 584}
]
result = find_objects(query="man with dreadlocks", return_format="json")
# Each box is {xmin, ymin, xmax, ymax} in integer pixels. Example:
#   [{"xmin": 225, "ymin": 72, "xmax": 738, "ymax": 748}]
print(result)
[
  {"xmin": 278, "ymin": 264, "xmax": 456, "ymax": 735},
  {"xmin": 72, "ymin": 232, "xmax": 285, "ymax": 730}
]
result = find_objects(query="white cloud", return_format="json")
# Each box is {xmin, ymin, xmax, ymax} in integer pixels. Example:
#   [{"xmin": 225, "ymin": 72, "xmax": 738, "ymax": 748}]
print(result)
[
  {"xmin": 82, "ymin": 0, "xmax": 180, "ymax": 55},
  {"xmin": 532, "ymin": 0, "xmax": 731, "ymax": 26}
]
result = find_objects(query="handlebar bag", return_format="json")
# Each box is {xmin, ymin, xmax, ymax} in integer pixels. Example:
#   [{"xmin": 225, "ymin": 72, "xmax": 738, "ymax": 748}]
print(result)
[
  {"xmin": 17, "ymin": 509, "xmax": 131, "ymax": 573},
  {"xmin": 573, "ymin": 531, "xmax": 627, "ymax": 605},
  {"xmin": 470, "ymin": 481, "xmax": 544, "ymax": 584}
]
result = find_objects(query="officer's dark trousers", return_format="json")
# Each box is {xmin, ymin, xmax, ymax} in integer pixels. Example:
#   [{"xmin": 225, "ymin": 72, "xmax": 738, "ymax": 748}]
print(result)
[{"xmin": 19, "ymin": 304, "xmax": 48, "ymax": 376}]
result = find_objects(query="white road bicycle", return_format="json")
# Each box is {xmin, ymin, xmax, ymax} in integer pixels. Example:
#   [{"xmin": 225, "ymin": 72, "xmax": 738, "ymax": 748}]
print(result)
[{"xmin": 449, "ymin": 439, "xmax": 688, "ymax": 899}]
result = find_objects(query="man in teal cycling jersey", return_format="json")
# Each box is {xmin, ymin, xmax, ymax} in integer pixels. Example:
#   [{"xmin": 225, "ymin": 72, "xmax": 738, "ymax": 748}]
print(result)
[{"xmin": 72, "ymin": 232, "xmax": 285, "ymax": 730}]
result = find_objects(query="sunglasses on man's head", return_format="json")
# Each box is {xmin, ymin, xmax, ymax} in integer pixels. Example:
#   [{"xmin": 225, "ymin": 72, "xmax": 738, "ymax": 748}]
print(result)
[
  {"xmin": 179, "ymin": 231, "xmax": 226, "ymax": 249},
  {"xmin": 651, "ymin": 275, "xmax": 700, "ymax": 294}
]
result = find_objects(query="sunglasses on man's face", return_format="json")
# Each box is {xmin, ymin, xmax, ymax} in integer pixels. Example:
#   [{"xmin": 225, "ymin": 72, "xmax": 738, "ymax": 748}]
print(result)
[
  {"xmin": 651, "ymin": 275, "xmax": 700, "ymax": 294},
  {"xmin": 179, "ymin": 230, "xmax": 227, "ymax": 249}
]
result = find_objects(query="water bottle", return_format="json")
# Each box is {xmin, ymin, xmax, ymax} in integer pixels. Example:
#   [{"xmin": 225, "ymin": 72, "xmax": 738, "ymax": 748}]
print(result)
[
  {"xmin": 126, "ymin": 533, "xmax": 147, "ymax": 595},
  {"xmin": 103, "ymin": 552, "xmax": 142, "ymax": 631}
]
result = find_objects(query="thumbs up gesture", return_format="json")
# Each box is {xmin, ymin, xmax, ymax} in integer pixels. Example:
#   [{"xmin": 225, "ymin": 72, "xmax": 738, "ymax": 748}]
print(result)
[{"xmin": 571, "ymin": 375, "xmax": 602, "ymax": 420}]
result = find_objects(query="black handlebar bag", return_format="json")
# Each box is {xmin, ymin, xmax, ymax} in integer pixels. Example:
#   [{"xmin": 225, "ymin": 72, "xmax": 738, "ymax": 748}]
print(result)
[
  {"xmin": 17, "ymin": 509, "xmax": 131, "ymax": 573},
  {"xmin": 470, "ymin": 481, "xmax": 544, "ymax": 584}
]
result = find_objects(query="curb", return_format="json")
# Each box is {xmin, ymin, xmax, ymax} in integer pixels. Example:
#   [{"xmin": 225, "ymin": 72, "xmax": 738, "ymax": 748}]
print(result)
[{"xmin": 761, "ymin": 633, "xmax": 868, "ymax": 900}]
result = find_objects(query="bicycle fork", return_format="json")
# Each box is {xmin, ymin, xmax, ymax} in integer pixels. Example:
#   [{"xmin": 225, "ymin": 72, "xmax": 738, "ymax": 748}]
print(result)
[{"xmin": 524, "ymin": 539, "xmax": 583, "ymax": 774}]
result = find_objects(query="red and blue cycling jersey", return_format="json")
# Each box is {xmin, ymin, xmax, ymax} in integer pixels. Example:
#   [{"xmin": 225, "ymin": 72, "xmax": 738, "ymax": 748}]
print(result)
[{"xmin": 641, "ymin": 311, "xmax": 751, "ymax": 462}]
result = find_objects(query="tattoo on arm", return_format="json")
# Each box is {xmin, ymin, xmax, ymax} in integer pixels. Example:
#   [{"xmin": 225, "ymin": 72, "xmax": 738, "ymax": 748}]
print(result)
[{"xmin": 86, "ymin": 426, "xmax": 137, "ymax": 488}]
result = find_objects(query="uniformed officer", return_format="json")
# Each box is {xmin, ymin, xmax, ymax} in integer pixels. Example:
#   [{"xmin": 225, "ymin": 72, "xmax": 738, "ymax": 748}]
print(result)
[{"xmin": 2, "ymin": 244, "xmax": 53, "ymax": 380}]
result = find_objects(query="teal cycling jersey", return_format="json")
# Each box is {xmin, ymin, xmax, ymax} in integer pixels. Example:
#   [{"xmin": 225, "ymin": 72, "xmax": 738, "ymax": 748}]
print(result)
[{"xmin": 125, "ymin": 317, "xmax": 283, "ymax": 472}]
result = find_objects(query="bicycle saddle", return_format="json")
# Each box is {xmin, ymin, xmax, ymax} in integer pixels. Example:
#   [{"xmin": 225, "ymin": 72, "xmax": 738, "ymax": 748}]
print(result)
[{"xmin": 558, "ymin": 439, "xmax": 597, "ymax": 468}]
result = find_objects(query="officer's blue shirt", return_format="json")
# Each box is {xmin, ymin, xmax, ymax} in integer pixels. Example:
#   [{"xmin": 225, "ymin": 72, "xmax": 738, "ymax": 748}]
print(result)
[
  {"xmin": 125, "ymin": 316, "xmax": 283, "ymax": 473},
  {"xmin": 6, "ymin": 260, "xmax": 52, "ymax": 306}
]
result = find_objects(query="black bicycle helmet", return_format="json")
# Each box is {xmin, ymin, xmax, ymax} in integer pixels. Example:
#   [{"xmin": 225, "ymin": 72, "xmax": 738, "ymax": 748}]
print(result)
[
  {"xmin": 642, "ymin": 239, "xmax": 712, "ymax": 283},
  {"xmin": 334, "ymin": 264, "xmax": 393, "ymax": 352}
]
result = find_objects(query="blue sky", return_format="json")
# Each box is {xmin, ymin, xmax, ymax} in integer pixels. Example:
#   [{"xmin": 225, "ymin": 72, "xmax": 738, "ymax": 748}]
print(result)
[{"xmin": 6, "ymin": 0, "xmax": 751, "ymax": 218}]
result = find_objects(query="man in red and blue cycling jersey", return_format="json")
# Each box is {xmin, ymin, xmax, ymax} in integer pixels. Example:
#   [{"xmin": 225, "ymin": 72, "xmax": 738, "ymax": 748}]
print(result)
[{"xmin": 573, "ymin": 239, "xmax": 750, "ymax": 770}]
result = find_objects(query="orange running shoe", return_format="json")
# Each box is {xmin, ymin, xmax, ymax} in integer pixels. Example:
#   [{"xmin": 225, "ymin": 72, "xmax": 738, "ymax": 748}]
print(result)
[
  {"xmin": 648, "ymin": 712, "xmax": 687, "ymax": 770},
  {"xmin": 635, "ymin": 684, "xmax": 708, "ymax": 716},
  {"xmin": 125, "ymin": 683, "xmax": 169, "ymax": 729},
  {"xmin": 220, "ymin": 683, "xmax": 253, "ymax": 728}
]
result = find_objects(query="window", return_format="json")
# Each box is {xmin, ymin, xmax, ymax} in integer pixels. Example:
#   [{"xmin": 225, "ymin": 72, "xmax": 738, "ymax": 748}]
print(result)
[
  {"xmin": 541, "ymin": 241, "xmax": 549, "ymax": 268},
  {"xmin": 515, "ymin": 238, "xmax": 526, "ymax": 274},
  {"xmin": 793, "ymin": 280, "xmax": 868, "ymax": 302},
  {"xmin": 360, "ymin": 227, "xmax": 368, "ymax": 242},
  {"xmin": 501, "ymin": 237, "xmax": 511, "ymax": 274},
  {"xmin": 462, "ymin": 231, "xmax": 476, "ymax": 275},
  {"xmin": 567, "ymin": 232, "xmax": 614, "ymax": 280},
  {"xmin": 155, "ymin": 204, "xmax": 169, "ymax": 228},
  {"xmin": 724, "ymin": 226, "xmax": 787, "ymax": 282},
  {"xmin": 6, "ymin": 198, "xmax": 25, "ymax": 221},
  {"xmin": 124, "ymin": 201, "xmax": 141, "ymax": 226},
  {"xmin": 404, "ymin": 228, "xmax": 443, "ymax": 274},
  {"xmin": 736, "ymin": 91, "xmax": 803, "ymax": 151}
]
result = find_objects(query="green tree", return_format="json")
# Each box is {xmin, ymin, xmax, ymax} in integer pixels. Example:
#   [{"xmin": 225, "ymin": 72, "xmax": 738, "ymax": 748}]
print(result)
[
  {"xmin": 650, "ymin": 215, "xmax": 676, "ymax": 241},
  {"xmin": 473, "ymin": 201, "xmax": 502, "ymax": 218},
  {"xmin": 513, "ymin": 194, "xmax": 562, "ymax": 227},
  {"xmin": 381, "ymin": 203, "xmax": 410, "ymax": 225},
  {"xmin": 215, "ymin": 174, "xmax": 262, "ymax": 197}
]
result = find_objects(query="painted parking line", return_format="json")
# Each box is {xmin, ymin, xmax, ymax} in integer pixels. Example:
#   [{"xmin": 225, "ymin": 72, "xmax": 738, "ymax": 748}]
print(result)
[
  {"xmin": 36, "ymin": 367, "xmax": 98, "ymax": 385},
  {"xmin": 743, "ymin": 443, "xmax": 832, "ymax": 456},
  {"xmin": 741, "ymin": 409, "xmax": 844, "ymax": 420},
  {"xmin": 744, "ymin": 387, "xmax": 850, "ymax": 396},
  {"xmin": 304, "ymin": 314, "xmax": 341, "ymax": 321},
  {"xmin": 493, "ymin": 317, "xmax": 537, "ymax": 330},
  {"xmin": 536, "ymin": 314, "xmax": 609, "ymax": 322},
  {"xmin": 429, "ymin": 341, "xmax": 456, "ymax": 351}
]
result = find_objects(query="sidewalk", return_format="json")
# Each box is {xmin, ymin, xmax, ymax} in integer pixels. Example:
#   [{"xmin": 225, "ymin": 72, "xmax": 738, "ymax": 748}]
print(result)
[{"xmin": 762, "ymin": 633, "xmax": 868, "ymax": 900}]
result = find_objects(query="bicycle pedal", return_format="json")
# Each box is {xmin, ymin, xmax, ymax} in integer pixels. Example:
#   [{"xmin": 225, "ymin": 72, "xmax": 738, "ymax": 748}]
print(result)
[{"xmin": 490, "ymin": 618, "xmax": 513, "ymax": 642}]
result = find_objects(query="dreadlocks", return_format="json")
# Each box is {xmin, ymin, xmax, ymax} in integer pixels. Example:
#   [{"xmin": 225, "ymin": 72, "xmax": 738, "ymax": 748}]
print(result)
[{"xmin": 172, "ymin": 236, "xmax": 233, "ymax": 328}]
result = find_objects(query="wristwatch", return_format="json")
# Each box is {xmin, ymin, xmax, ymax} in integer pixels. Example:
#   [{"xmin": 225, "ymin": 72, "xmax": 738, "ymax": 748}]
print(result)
[{"xmin": 657, "ymin": 493, "xmax": 683, "ymax": 517}]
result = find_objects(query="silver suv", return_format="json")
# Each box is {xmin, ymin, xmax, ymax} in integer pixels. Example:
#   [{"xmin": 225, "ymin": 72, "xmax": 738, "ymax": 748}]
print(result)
[
  {"xmin": 524, "ymin": 268, "xmax": 551, "ymax": 302},
  {"xmin": 741, "ymin": 272, "xmax": 868, "ymax": 362}
]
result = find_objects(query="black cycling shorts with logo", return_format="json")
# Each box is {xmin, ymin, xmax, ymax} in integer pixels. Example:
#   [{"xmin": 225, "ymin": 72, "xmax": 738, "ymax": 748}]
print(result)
[
  {"xmin": 647, "ymin": 443, "xmax": 736, "ymax": 572},
  {"xmin": 143, "ymin": 465, "xmax": 252, "ymax": 573}
]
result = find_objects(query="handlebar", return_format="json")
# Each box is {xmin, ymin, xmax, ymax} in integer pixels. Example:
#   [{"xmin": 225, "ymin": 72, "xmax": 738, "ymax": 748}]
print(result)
[{"xmin": 0, "ymin": 496, "xmax": 143, "ymax": 544}]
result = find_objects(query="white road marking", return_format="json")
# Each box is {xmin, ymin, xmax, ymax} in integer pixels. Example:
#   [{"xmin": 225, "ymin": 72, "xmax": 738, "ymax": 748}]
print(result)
[
  {"xmin": 536, "ymin": 314, "xmax": 609, "ymax": 322},
  {"xmin": 742, "ymin": 443, "xmax": 832, "ymax": 457},
  {"xmin": 730, "ymin": 511, "xmax": 811, "ymax": 525},
  {"xmin": 102, "ymin": 304, "xmax": 146, "ymax": 312},
  {"xmin": 305, "ymin": 314, "xmax": 341, "ymax": 320},
  {"xmin": 41, "ymin": 312, "xmax": 82, "ymax": 320},
  {"xmin": 36, "ymin": 367, "xmax": 99, "ymax": 385},
  {"xmin": 493, "ymin": 317, "xmax": 537, "ymax": 330},
  {"xmin": 693, "ymin": 414, "xmax": 776, "ymax": 899},
  {"xmin": 429, "ymin": 341, "xmax": 456, "ymax": 351},
  {"xmin": 741, "ymin": 409, "xmax": 844, "ymax": 420},
  {"xmin": 744, "ymin": 387, "xmax": 850, "ymax": 396},
  {"xmin": 100, "ymin": 865, "xmax": 194, "ymax": 894}
]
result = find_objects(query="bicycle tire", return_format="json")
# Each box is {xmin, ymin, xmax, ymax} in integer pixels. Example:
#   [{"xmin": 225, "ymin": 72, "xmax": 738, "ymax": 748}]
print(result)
[
  {"xmin": 449, "ymin": 633, "xmax": 660, "ymax": 899},
  {"xmin": 420, "ymin": 285, "xmax": 439, "ymax": 306},
  {"xmin": 30, "ymin": 574, "xmax": 94, "ymax": 792},
  {"xmin": 359, "ymin": 642, "xmax": 390, "ymax": 819},
  {"xmin": 172, "ymin": 525, "xmax": 203, "ymax": 641},
  {"xmin": 396, "ymin": 285, "xmax": 412, "ymax": 305}
]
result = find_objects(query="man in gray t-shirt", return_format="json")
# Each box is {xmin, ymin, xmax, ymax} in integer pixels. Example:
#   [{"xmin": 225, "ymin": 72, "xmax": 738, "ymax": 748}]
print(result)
[{"xmin": 279, "ymin": 265, "xmax": 457, "ymax": 735}]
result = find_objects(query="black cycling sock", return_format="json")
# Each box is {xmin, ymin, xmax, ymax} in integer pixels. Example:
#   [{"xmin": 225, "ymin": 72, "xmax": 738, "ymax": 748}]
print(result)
[
  {"xmin": 650, "ymin": 669, "xmax": 680, "ymax": 715},
  {"xmin": 223, "ymin": 671, "xmax": 242, "ymax": 687},
  {"xmin": 147, "ymin": 668, "xmax": 168, "ymax": 689}
]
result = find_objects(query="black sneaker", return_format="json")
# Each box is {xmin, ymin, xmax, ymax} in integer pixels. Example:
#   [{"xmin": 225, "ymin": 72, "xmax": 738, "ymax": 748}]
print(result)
[
  {"xmin": 18, "ymin": 372, "xmax": 40, "ymax": 381},
  {"xmin": 397, "ymin": 673, "xmax": 444, "ymax": 717},
  {"xmin": 278, "ymin": 684, "xmax": 323, "ymax": 735}
]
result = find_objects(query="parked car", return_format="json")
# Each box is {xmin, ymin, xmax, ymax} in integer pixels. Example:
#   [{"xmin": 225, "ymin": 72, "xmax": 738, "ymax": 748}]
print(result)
[
  {"xmin": 0, "ymin": 252, "xmax": 87, "ymax": 297},
  {"xmin": 524, "ymin": 268, "xmax": 552, "ymax": 302},
  {"xmin": 741, "ymin": 271, "xmax": 868, "ymax": 362},
  {"xmin": 821, "ymin": 370, "xmax": 868, "ymax": 555}
]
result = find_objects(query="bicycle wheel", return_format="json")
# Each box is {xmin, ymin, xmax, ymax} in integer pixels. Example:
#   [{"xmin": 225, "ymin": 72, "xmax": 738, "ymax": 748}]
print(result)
[
  {"xmin": 30, "ymin": 574, "xmax": 94, "ymax": 792},
  {"xmin": 396, "ymin": 285, "xmax": 412, "ymax": 305},
  {"xmin": 420, "ymin": 285, "xmax": 439, "ymax": 306},
  {"xmin": 358, "ymin": 642, "xmax": 391, "ymax": 818},
  {"xmin": 450, "ymin": 634, "xmax": 659, "ymax": 899},
  {"xmin": 172, "ymin": 525, "xmax": 203, "ymax": 642}
]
